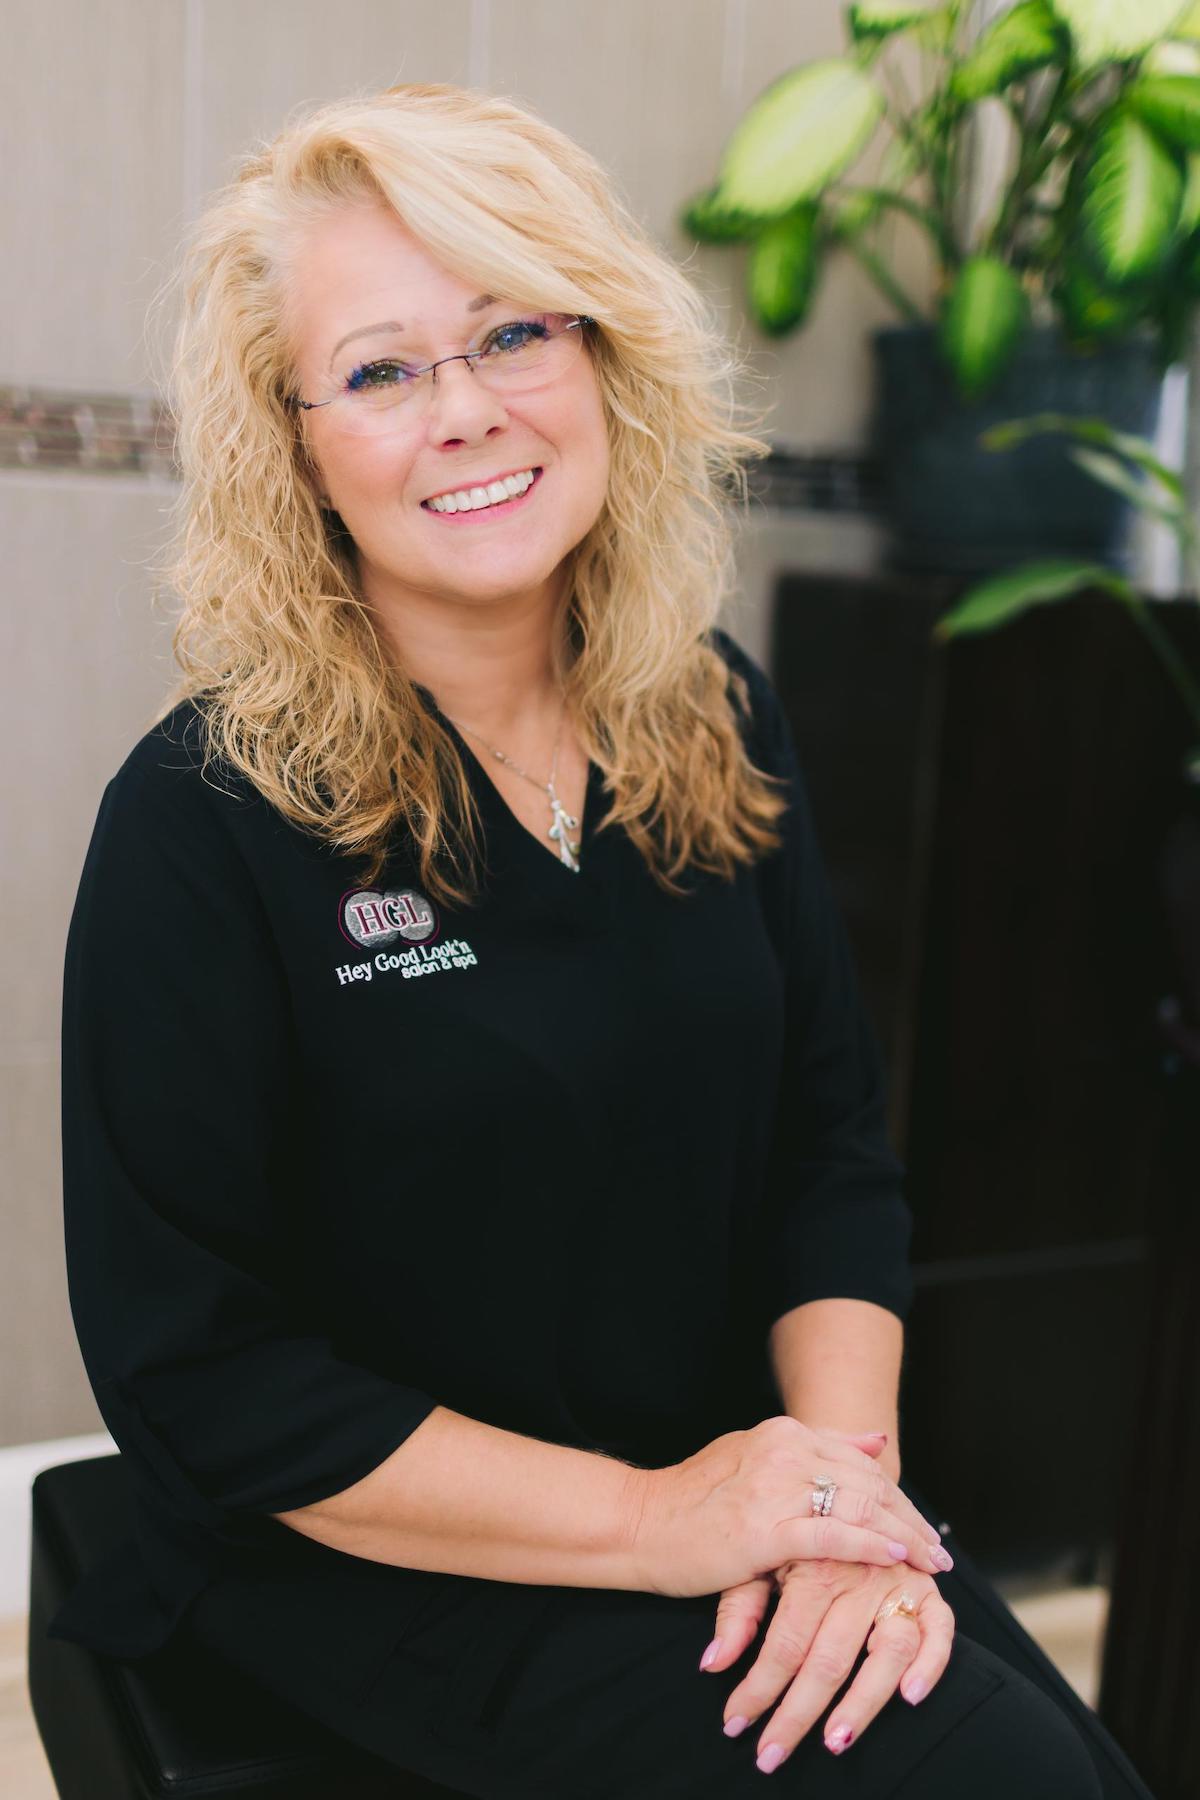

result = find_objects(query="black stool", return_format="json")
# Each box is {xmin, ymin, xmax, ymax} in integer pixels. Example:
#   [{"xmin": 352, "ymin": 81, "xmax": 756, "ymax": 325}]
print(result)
[{"xmin": 28, "ymin": 1454, "xmax": 466, "ymax": 1798}]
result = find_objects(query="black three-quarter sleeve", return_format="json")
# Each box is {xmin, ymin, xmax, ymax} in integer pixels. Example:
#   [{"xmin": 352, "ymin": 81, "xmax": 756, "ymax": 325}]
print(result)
[
  {"xmin": 717, "ymin": 631, "xmax": 915, "ymax": 1329},
  {"xmin": 60, "ymin": 752, "xmax": 439, "ymax": 1527}
]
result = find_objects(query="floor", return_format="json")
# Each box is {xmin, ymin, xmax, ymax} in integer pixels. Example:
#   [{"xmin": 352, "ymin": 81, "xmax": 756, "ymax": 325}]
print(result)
[{"xmin": 1, "ymin": 1589, "xmax": 1110, "ymax": 1796}]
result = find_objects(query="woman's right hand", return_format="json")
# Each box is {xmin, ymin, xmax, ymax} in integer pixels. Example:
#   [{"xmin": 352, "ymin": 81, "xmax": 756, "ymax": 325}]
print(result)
[{"xmin": 627, "ymin": 1416, "xmax": 953, "ymax": 1600}]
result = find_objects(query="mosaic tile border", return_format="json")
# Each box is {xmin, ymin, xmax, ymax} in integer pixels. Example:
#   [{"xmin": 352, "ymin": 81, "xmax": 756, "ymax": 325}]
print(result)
[
  {"xmin": 0, "ymin": 387, "xmax": 179, "ymax": 478},
  {"xmin": 0, "ymin": 383, "xmax": 878, "ymax": 512},
  {"xmin": 745, "ymin": 448, "xmax": 884, "ymax": 515}
]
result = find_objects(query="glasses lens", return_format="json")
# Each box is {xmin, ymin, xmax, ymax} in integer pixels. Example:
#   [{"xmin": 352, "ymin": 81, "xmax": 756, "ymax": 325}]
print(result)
[
  {"xmin": 346, "ymin": 361, "xmax": 420, "ymax": 420},
  {"xmin": 472, "ymin": 313, "xmax": 584, "ymax": 391}
]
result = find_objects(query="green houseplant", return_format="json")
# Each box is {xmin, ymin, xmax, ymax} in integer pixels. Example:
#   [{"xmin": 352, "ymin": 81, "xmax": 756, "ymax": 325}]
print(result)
[{"xmin": 683, "ymin": 0, "xmax": 1200, "ymax": 572}]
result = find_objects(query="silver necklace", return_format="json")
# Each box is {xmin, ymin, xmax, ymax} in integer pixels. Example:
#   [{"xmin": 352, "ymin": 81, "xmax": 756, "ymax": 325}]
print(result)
[{"xmin": 447, "ymin": 694, "xmax": 582, "ymax": 872}]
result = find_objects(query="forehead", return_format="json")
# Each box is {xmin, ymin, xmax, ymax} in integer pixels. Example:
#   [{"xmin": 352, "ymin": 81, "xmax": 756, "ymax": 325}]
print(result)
[{"xmin": 287, "ymin": 203, "xmax": 491, "ymax": 358}]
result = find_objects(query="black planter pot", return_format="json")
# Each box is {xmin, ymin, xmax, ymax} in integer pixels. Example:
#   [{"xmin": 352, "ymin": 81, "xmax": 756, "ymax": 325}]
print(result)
[{"xmin": 869, "ymin": 323, "xmax": 1167, "ymax": 577}]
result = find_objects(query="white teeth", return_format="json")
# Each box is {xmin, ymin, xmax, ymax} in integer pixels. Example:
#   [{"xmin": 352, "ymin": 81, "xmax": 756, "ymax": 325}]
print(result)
[{"xmin": 425, "ymin": 468, "xmax": 537, "ymax": 512}]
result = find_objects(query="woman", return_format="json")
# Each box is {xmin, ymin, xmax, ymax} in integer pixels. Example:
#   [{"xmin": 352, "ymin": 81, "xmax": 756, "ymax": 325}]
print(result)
[{"xmin": 50, "ymin": 84, "xmax": 1148, "ymax": 1799}]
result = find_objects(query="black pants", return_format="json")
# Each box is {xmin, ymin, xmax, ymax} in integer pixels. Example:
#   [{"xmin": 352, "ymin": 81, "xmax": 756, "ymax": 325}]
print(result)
[{"xmin": 183, "ymin": 1480, "xmax": 1155, "ymax": 1800}]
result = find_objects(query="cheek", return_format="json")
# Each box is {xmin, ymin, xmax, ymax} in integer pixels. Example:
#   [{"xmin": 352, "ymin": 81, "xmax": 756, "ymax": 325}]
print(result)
[
  {"xmin": 326, "ymin": 442, "xmax": 420, "ymax": 527},
  {"xmin": 577, "ymin": 385, "xmax": 612, "ymax": 491}
]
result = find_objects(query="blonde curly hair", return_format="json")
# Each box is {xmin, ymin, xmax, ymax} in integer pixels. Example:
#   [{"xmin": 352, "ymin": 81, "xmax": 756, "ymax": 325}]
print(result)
[{"xmin": 147, "ymin": 81, "xmax": 787, "ymax": 906}]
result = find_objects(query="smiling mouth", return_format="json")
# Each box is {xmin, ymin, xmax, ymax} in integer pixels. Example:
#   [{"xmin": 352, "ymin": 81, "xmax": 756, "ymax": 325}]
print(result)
[{"xmin": 421, "ymin": 466, "xmax": 543, "ymax": 518}]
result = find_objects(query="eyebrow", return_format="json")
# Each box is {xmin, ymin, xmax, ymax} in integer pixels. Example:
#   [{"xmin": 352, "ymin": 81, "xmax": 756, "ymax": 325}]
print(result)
[{"xmin": 327, "ymin": 294, "xmax": 499, "ymax": 369}]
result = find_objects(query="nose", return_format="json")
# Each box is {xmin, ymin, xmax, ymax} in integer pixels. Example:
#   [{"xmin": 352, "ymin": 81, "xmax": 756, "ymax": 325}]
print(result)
[{"xmin": 423, "ymin": 355, "xmax": 508, "ymax": 444}]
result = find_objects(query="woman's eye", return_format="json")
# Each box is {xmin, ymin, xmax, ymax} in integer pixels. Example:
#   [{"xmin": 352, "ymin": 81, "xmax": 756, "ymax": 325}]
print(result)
[
  {"xmin": 346, "ymin": 360, "xmax": 412, "ymax": 392},
  {"xmin": 485, "ymin": 317, "xmax": 550, "ymax": 355}
]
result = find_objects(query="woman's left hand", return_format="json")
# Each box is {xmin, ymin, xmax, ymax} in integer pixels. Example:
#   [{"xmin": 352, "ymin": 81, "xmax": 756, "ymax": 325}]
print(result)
[{"xmin": 699, "ymin": 1558, "xmax": 955, "ymax": 1772}]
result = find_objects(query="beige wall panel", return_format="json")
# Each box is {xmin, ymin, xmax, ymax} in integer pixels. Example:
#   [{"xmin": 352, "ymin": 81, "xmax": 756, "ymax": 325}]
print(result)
[
  {"xmin": 1, "ymin": 0, "xmax": 186, "ymax": 391},
  {"xmin": 1, "ymin": 475, "xmax": 179, "ymax": 1447},
  {"xmin": 1, "ymin": 1060, "xmax": 96, "ymax": 1443},
  {"xmin": 193, "ymin": 1, "xmax": 475, "ymax": 196},
  {"xmin": 486, "ymin": 0, "xmax": 731, "ymax": 253}
]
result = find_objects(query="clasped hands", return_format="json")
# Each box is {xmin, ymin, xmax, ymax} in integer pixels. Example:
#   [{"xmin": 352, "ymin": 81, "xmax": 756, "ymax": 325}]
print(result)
[{"xmin": 629, "ymin": 1416, "xmax": 956, "ymax": 1777}]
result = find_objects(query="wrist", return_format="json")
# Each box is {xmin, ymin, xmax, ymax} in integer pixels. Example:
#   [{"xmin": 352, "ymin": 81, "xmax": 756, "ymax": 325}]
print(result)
[{"xmin": 615, "ymin": 1460, "xmax": 663, "ymax": 1594}]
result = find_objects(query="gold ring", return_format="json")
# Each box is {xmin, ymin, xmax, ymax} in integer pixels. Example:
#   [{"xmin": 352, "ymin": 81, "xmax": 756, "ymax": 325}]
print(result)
[{"xmin": 875, "ymin": 1590, "xmax": 918, "ymax": 1625}]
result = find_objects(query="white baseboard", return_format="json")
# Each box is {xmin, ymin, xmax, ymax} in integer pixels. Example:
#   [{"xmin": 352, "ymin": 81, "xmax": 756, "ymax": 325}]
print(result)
[{"xmin": 0, "ymin": 1432, "xmax": 115, "ymax": 1621}]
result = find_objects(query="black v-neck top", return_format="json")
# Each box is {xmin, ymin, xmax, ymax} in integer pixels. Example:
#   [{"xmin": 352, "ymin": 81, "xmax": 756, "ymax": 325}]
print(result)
[{"xmin": 48, "ymin": 627, "xmax": 913, "ymax": 1680}]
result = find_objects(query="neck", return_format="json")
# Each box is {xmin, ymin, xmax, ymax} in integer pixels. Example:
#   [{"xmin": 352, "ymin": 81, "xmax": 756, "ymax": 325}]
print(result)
[{"xmin": 364, "ymin": 572, "xmax": 570, "ymax": 743}]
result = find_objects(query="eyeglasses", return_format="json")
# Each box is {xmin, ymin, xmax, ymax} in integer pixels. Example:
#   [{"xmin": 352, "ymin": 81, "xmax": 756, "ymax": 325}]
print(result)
[{"xmin": 289, "ymin": 311, "xmax": 594, "ymax": 435}]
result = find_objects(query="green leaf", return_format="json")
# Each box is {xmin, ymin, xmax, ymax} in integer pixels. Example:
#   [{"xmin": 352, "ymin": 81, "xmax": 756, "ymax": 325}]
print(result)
[
  {"xmin": 1179, "ymin": 227, "xmax": 1200, "ymax": 289},
  {"xmin": 937, "ymin": 258, "xmax": 1030, "ymax": 398},
  {"xmin": 747, "ymin": 207, "xmax": 822, "ymax": 334},
  {"xmin": 933, "ymin": 558, "xmax": 1130, "ymax": 640},
  {"xmin": 1127, "ymin": 73, "xmax": 1200, "ymax": 148},
  {"xmin": 1179, "ymin": 150, "xmax": 1200, "ymax": 229},
  {"xmin": 1079, "ymin": 110, "xmax": 1183, "ymax": 284},
  {"xmin": 977, "ymin": 410, "xmax": 1185, "ymax": 498},
  {"xmin": 1143, "ymin": 39, "xmax": 1200, "ymax": 74},
  {"xmin": 680, "ymin": 186, "xmax": 761, "ymax": 243},
  {"xmin": 716, "ymin": 58, "xmax": 884, "ymax": 218},
  {"xmin": 1050, "ymin": 0, "xmax": 1193, "ymax": 69},
  {"xmin": 845, "ymin": 0, "xmax": 940, "ymax": 40},
  {"xmin": 1067, "ymin": 445, "xmax": 1185, "ymax": 519},
  {"xmin": 1172, "ymin": 1, "xmax": 1200, "ymax": 39},
  {"xmin": 949, "ymin": 1, "xmax": 1067, "ymax": 105},
  {"xmin": 1053, "ymin": 256, "xmax": 1152, "ymax": 338}
]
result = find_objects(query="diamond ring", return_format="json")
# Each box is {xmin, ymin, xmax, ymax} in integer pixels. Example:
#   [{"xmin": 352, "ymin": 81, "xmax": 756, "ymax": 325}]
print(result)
[
  {"xmin": 875, "ymin": 1591, "xmax": 918, "ymax": 1625},
  {"xmin": 811, "ymin": 1476, "xmax": 837, "ymax": 1517}
]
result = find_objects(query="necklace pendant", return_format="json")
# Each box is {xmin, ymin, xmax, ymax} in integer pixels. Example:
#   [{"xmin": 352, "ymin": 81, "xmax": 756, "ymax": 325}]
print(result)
[{"xmin": 547, "ymin": 793, "xmax": 581, "ymax": 872}]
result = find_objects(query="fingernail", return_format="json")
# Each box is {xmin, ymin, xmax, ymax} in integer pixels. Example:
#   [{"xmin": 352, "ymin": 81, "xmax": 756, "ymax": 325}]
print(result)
[
  {"xmin": 904, "ymin": 1678, "xmax": 927, "ymax": 1704},
  {"xmin": 888, "ymin": 1541, "xmax": 908, "ymax": 1560},
  {"xmin": 723, "ymin": 1715, "xmax": 748, "ymax": 1739},
  {"xmin": 931, "ymin": 1545, "xmax": 955, "ymax": 1571},
  {"xmin": 865, "ymin": 1431, "xmax": 888, "ymax": 1443},
  {"xmin": 826, "ymin": 1724, "xmax": 853, "ymax": 1753},
  {"xmin": 756, "ymin": 1743, "xmax": 787, "ymax": 1773},
  {"xmin": 699, "ymin": 1637, "xmax": 722, "ymax": 1671}
]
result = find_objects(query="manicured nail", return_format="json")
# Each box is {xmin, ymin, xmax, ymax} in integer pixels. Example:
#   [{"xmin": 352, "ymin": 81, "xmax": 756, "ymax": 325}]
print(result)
[
  {"xmin": 700, "ymin": 1637, "xmax": 722, "ymax": 1671},
  {"xmin": 888, "ymin": 1541, "xmax": 908, "ymax": 1559},
  {"xmin": 904, "ymin": 1678, "xmax": 927, "ymax": 1704},
  {"xmin": 756, "ymin": 1743, "xmax": 787, "ymax": 1773},
  {"xmin": 931, "ymin": 1545, "xmax": 955, "ymax": 1571},
  {"xmin": 723, "ymin": 1715, "xmax": 748, "ymax": 1739},
  {"xmin": 826, "ymin": 1724, "xmax": 853, "ymax": 1753}
]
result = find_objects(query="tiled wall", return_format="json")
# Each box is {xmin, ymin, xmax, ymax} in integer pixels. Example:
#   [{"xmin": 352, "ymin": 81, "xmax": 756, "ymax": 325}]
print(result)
[{"xmin": 2, "ymin": 0, "xmax": 936, "ymax": 1451}]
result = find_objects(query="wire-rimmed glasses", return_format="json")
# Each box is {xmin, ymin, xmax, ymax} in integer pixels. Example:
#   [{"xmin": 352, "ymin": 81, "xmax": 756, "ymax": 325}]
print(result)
[{"xmin": 289, "ymin": 311, "xmax": 594, "ymax": 436}]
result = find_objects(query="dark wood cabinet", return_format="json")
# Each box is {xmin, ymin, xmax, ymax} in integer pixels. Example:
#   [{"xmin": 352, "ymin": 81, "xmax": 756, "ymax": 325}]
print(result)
[{"xmin": 768, "ymin": 572, "xmax": 1198, "ymax": 1584}]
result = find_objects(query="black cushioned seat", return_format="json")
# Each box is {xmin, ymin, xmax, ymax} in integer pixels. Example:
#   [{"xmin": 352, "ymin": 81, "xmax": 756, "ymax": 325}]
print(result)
[{"xmin": 28, "ymin": 1454, "xmax": 466, "ymax": 1799}]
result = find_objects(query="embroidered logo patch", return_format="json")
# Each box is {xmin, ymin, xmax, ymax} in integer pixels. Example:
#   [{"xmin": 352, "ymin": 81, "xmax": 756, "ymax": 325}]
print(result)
[
  {"xmin": 339, "ymin": 887, "xmax": 437, "ymax": 948},
  {"xmin": 334, "ymin": 886, "xmax": 479, "ymax": 988}
]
